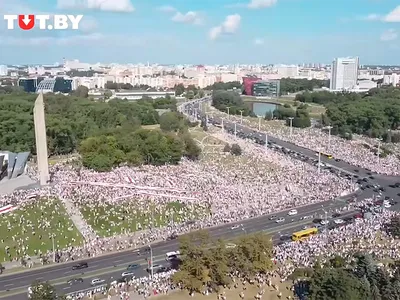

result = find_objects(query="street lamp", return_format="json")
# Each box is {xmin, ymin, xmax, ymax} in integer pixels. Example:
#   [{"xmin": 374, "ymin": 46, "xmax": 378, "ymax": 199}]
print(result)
[
  {"xmin": 317, "ymin": 149, "xmax": 321, "ymax": 174},
  {"xmin": 221, "ymin": 118, "xmax": 224, "ymax": 131},
  {"xmin": 288, "ymin": 117, "xmax": 294, "ymax": 137},
  {"xmin": 257, "ymin": 115, "xmax": 263, "ymax": 131},
  {"xmin": 226, "ymin": 106, "xmax": 231, "ymax": 120},
  {"xmin": 51, "ymin": 233, "xmax": 56, "ymax": 263},
  {"xmin": 322, "ymin": 209, "xmax": 328, "ymax": 243},
  {"xmin": 265, "ymin": 133, "xmax": 268, "ymax": 149},
  {"xmin": 325, "ymin": 125, "xmax": 332, "ymax": 150},
  {"xmin": 148, "ymin": 245, "xmax": 153, "ymax": 279},
  {"xmin": 377, "ymin": 137, "xmax": 383, "ymax": 164},
  {"xmin": 234, "ymin": 122, "xmax": 237, "ymax": 137},
  {"xmin": 239, "ymin": 110, "xmax": 244, "ymax": 124}
]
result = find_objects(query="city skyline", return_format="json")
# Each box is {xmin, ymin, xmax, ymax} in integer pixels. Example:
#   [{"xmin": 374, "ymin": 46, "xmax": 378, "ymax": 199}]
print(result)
[{"xmin": 0, "ymin": 0, "xmax": 400, "ymax": 64}]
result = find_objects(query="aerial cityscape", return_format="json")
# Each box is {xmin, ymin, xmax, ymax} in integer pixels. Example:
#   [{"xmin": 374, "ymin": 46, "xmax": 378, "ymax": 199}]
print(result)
[{"xmin": 1, "ymin": 1, "xmax": 400, "ymax": 300}]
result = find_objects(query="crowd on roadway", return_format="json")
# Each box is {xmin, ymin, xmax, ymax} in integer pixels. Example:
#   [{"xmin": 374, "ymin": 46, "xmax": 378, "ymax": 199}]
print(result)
[
  {"xmin": 214, "ymin": 109, "xmax": 400, "ymax": 175},
  {"xmin": 274, "ymin": 199, "xmax": 400, "ymax": 280}
]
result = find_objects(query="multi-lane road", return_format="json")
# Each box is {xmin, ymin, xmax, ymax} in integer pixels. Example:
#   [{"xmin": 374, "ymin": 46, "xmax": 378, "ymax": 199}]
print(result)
[{"xmin": 0, "ymin": 98, "xmax": 399, "ymax": 299}]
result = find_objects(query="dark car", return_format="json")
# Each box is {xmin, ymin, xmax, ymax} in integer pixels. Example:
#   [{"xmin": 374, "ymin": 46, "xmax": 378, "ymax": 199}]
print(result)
[
  {"xmin": 67, "ymin": 278, "xmax": 83, "ymax": 285},
  {"xmin": 269, "ymin": 215, "xmax": 277, "ymax": 220},
  {"xmin": 127, "ymin": 264, "xmax": 140, "ymax": 271},
  {"xmin": 167, "ymin": 233, "xmax": 178, "ymax": 241},
  {"xmin": 313, "ymin": 218, "xmax": 322, "ymax": 224},
  {"xmin": 72, "ymin": 262, "xmax": 88, "ymax": 270},
  {"xmin": 332, "ymin": 213, "xmax": 341, "ymax": 218}
]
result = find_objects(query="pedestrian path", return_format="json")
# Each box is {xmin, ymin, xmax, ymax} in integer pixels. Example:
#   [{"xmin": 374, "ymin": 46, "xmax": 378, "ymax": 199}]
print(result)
[{"xmin": 59, "ymin": 197, "xmax": 97, "ymax": 241}]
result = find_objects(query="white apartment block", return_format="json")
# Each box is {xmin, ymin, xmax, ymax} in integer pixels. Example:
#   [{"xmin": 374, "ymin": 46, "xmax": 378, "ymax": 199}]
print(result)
[
  {"xmin": 0, "ymin": 65, "xmax": 8, "ymax": 76},
  {"xmin": 275, "ymin": 64, "xmax": 299, "ymax": 78},
  {"xmin": 330, "ymin": 57, "xmax": 359, "ymax": 91},
  {"xmin": 383, "ymin": 73, "xmax": 400, "ymax": 86}
]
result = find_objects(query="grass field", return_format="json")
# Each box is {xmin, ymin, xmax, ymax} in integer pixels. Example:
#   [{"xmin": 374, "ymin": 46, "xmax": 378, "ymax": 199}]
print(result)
[
  {"xmin": 80, "ymin": 201, "xmax": 210, "ymax": 237},
  {"xmin": 0, "ymin": 198, "xmax": 83, "ymax": 262},
  {"xmin": 154, "ymin": 280, "xmax": 293, "ymax": 300}
]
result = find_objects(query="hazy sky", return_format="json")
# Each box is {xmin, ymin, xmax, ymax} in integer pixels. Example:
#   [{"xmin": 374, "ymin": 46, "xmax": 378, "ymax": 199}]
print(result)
[{"xmin": 1, "ymin": 0, "xmax": 400, "ymax": 65}]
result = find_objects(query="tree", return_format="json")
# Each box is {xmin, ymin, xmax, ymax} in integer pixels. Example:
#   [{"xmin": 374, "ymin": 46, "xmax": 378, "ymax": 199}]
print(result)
[
  {"xmin": 174, "ymin": 83, "xmax": 185, "ymax": 96},
  {"xmin": 309, "ymin": 268, "xmax": 370, "ymax": 300},
  {"xmin": 160, "ymin": 112, "xmax": 184, "ymax": 132},
  {"xmin": 387, "ymin": 216, "xmax": 400, "ymax": 238},
  {"xmin": 104, "ymin": 90, "xmax": 112, "ymax": 99},
  {"xmin": 230, "ymin": 144, "xmax": 242, "ymax": 156},
  {"xmin": 223, "ymin": 144, "xmax": 231, "ymax": 152},
  {"xmin": 264, "ymin": 110, "xmax": 273, "ymax": 120},
  {"xmin": 212, "ymin": 90, "xmax": 253, "ymax": 117},
  {"xmin": 29, "ymin": 280, "xmax": 57, "ymax": 300},
  {"xmin": 72, "ymin": 85, "xmax": 89, "ymax": 98}
]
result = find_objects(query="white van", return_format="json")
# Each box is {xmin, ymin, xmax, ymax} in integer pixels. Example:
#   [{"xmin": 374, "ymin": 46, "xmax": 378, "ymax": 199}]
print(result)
[{"xmin": 165, "ymin": 251, "xmax": 180, "ymax": 261}]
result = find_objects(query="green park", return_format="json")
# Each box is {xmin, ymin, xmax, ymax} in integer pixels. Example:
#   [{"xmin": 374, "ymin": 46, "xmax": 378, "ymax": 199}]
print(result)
[
  {"xmin": 80, "ymin": 201, "xmax": 210, "ymax": 237},
  {"xmin": 0, "ymin": 198, "xmax": 83, "ymax": 262}
]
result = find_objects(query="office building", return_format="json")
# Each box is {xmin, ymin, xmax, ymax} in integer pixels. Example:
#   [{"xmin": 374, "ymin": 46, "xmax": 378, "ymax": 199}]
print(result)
[
  {"xmin": 36, "ymin": 77, "xmax": 73, "ymax": 93},
  {"xmin": 18, "ymin": 77, "xmax": 45, "ymax": 93},
  {"xmin": 243, "ymin": 76, "xmax": 261, "ymax": 95},
  {"xmin": 330, "ymin": 57, "xmax": 359, "ymax": 91},
  {"xmin": 252, "ymin": 80, "xmax": 280, "ymax": 97}
]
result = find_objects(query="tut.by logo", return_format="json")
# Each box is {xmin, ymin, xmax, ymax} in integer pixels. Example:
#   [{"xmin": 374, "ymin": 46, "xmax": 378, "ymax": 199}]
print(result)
[{"xmin": 3, "ymin": 15, "xmax": 83, "ymax": 30}]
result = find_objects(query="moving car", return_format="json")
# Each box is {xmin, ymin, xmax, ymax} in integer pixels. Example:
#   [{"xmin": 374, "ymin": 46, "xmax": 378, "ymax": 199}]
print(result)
[
  {"xmin": 231, "ymin": 224, "xmax": 240, "ymax": 230},
  {"xmin": 276, "ymin": 217, "xmax": 285, "ymax": 223},
  {"xmin": 320, "ymin": 220, "xmax": 329, "ymax": 225},
  {"xmin": 269, "ymin": 215, "xmax": 277, "ymax": 220},
  {"xmin": 146, "ymin": 264, "xmax": 163, "ymax": 273},
  {"xmin": 91, "ymin": 278, "xmax": 105, "ymax": 286},
  {"xmin": 334, "ymin": 219, "xmax": 344, "ymax": 225},
  {"xmin": 72, "ymin": 262, "xmax": 88, "ymax": 270},
  {"xmin": 121, "ymin": 271, "xmax": 136, "ymax": 278},
  {"xmin": 288, "ymin": 209, "xmax": 298, "ymax": 216},
  {"xmin": 67, "ymin": 278, "xmax": 83, "ymax": 285},
  {"xmin": 126, "ymin": 264, "xmax": 140, "ymax": 271}
]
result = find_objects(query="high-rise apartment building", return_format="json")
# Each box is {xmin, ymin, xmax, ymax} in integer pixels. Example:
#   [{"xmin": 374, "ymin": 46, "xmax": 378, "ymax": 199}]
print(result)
[{"xmin": 330, "ymin": 57, "xmax": 359, "ymax": 91}]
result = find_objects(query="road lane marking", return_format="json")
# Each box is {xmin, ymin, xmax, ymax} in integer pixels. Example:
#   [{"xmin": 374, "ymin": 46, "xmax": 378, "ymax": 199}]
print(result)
[
  {"xmin": 113, "ymin": 260, "xmax": 124, "ymax": 263},
  {"xmin": 4, "ymin": 284, "xmax": 13, "ymax": 287},
  {"xmin": 63, "ymin": 287, "xmax": 71, "ymax": 290}
]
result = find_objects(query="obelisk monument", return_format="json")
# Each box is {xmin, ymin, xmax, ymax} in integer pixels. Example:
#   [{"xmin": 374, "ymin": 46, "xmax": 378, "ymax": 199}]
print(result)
[{"xmin": 33, "ymin": 92, "xmax": 49, "ymax": 186}]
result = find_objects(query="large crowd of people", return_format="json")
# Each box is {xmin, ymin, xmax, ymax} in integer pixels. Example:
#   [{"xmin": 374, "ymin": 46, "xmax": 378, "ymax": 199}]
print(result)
[
  {"xmin": 1, "ymin": 103, "xmax": 399, "ymax": 299},
  {"xmin": 215, "ymin": 108, "xmax": 400, "ymax": 175}
]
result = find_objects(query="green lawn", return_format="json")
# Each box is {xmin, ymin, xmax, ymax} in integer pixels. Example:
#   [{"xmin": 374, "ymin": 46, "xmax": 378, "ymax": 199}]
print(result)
[
  {"xmin": 0, "ymin": 198, "xmax": 83, "ymax": 262},
  {"xmin": 80, "ymin": 201, "xmax": 210, "ymax": 237}
]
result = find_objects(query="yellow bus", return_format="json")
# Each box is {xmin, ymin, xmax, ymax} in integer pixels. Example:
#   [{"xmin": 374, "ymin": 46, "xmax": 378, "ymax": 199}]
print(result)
[
  {"xmin": 292, "ymin": 228, "xmax": 318, "ymax": 241},
  {"xmin": 316, "ymin": 152, "xmax": 333, "ymax": 159}
]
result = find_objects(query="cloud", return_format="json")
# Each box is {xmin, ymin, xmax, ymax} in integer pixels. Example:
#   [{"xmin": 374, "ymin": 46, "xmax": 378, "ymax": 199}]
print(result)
[
  {"xmin": 248, "ymin": 0, "xmax": 277, "ymax": 9},
  {"xmin": 357, "ymin": 6, "xmax": 400, "ymax": 22},
  {"xmin": 380, "ymin": 29, "xmax": 398, "ymax": 41},
  {"xmin": 383, "ymin": 6, "xmax": 400, "ymax": 22},
  {"xmin": 254, "ymin": 38, "xmax": 264, "ymax": 45},
  {"xmin": 157, "ymin": 5, "xmax": 176, "ymax": 13},
  {"xmin": 171, "ymin": 11, "xmax": 203, "ymax": 25},
  {"xmin": 226, "ymin": 0, "xmax": 277, "ymax": 9},
  {"xmin": 209, "ymin": 14, "xmax": 241, "ymax": 40},
  {"xmin": 57, "ymin": 0, "xmax": 135, "ymax": 13}
]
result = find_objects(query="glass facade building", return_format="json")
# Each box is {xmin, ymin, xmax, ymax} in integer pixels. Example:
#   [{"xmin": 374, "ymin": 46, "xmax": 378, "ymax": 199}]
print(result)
[{"xmin": 252, "ymin": 80, "xmax": 280, "ymax": 97}]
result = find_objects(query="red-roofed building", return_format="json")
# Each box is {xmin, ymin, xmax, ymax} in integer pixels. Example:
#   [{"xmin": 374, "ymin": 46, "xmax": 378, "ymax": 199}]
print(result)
[{"xmin": 243, "ymin": 76, "xmax": 261, "ymax": 95}]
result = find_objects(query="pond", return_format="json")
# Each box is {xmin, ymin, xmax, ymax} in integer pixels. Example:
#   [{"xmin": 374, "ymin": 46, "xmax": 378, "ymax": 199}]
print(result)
[{"xmin": 249, "ymin": 102, "xmax": 279, "ymax": 117}]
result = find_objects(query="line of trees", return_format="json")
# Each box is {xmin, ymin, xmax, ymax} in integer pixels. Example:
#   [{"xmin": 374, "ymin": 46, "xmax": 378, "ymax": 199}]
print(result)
[
  {"xmin": 264, "ymin": 103, "xmax": 311, "ymax": 128},
  {"xmin": 280, "ymin": 78, "xmax": 329, "ymax": 95},
  {"xmin": 172, "ymin": 231, "xmax": 273, "ymax": 292},
  {"xmin": 0, "ymin": 92, "xmax": 201, "ymax": 171},
  {"xmin": 297, "ymin": 253, "xmax": 400, "ymax": 300},
  {"xmin": 295, "ymin": 87, "xmax": 400, "ymax": 140},
  {"xmin": 211, "ymin": 90, "xmax": 254, "ymax": 117}
]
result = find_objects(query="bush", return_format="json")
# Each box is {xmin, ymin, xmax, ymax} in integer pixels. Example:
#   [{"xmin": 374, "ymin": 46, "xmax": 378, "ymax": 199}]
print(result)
[{"xmin": 230, "ymin": 144, "xmax": 242, "ymax": 156}]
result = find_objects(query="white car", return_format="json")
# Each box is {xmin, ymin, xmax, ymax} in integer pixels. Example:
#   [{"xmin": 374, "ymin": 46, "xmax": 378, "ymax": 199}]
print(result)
[
  {"xmin": 276, "ymin": 217, "xmax": 285, "ymax": 223},
  {"xmin": 121, "ymin": 271, "xmax": 135, "ymax": 277},
  {"xmin": 288, "ymin": 209, "xmax": 298, "ymax": 216},
  {"xmin": 320, "ymin": 220, "xmax": 329, "ymax": 225},
  {"xmin": 91, "ymin": 278, "xmax": 105, "ymax": 286},
  {"xmin": 231, "ymin": 224, "xmax": 240, "ymax": 230},
  {"xmin": 334, "ymin": 219, "xmax": 344, "ymax": 224}
]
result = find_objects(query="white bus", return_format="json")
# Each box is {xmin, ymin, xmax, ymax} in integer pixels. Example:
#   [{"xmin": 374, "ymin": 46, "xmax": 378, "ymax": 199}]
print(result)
[{"xmin": 165, "ymin": 251, "xmax": 180, "ymax": 261}]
